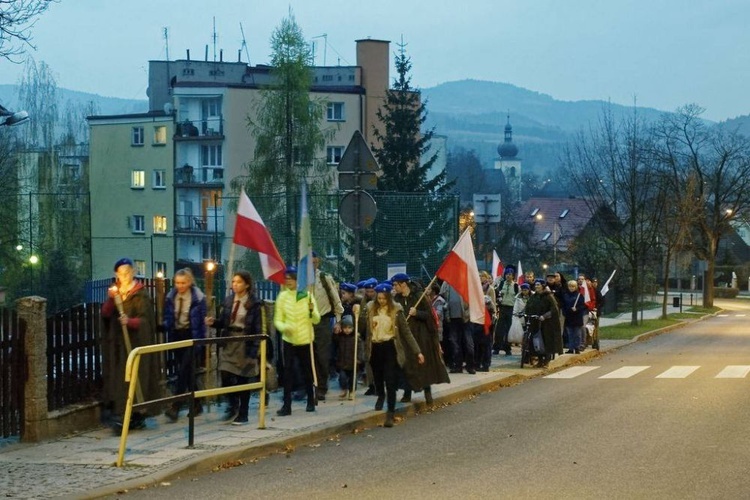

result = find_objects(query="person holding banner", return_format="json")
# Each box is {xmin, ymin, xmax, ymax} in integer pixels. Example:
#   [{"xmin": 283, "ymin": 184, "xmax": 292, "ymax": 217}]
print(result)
[
  {"xmin": 206, "ymin": 270, "xmax": 263, "ymax": 425},
  {"xmin": 101, "ymin": 258, "xmax": 163, "ymax": 430},
  {"xmin": 163, "ymin": 268, "xmax": 207, "ymax": 422},
  {"xmin": 392, "ymin": 273, "xmax": 450, "ymax": 405},
  {"xmin": 273, "ymin": 266, "xmax": 321, "ymax": 416}
]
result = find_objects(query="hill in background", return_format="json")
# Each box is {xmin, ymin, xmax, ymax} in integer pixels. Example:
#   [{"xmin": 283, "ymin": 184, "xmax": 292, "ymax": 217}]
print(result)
[{"xmin": 0, "ymin": 84, "xmax": 147, "ymax": 117}]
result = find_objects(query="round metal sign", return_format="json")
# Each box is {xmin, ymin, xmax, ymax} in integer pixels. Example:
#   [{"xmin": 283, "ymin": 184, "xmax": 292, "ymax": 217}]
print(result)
[{"xmin": 339, "ymin": 191, "xmax": 377, "ymax": 230}]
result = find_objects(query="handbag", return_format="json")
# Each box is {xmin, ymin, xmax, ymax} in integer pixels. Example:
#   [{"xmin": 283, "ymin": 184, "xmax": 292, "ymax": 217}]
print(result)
[
  {"xmin": 532, "ymin": 329, "xmax": 545, "ymax": 354},
  {"xmin": 265, "ymin": 362, "xmax": 279, "ymax": 392}
]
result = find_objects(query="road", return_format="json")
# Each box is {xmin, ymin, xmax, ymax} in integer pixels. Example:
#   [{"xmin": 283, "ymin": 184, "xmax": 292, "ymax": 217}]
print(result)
[{"xmin": 114, "ymin": 300, "xmax": 750, "ymax": 499}]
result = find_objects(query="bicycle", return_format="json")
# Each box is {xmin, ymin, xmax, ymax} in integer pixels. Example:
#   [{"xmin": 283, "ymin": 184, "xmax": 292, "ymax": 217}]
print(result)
[{"xmin": 519, "ymin": 313, "xmax": 541, "ymax": 368}]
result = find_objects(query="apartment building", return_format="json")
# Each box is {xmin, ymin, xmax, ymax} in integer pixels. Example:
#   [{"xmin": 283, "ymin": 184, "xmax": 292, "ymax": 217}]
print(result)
[{"xmin": 88, "ymin": 39, "xmax": 390, "ymax": 280}]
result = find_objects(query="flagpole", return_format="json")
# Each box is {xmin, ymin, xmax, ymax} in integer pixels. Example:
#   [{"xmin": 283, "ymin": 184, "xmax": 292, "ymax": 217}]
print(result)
[
  {"xmin": 226, "ymin": 242, "xmax": 236, "ymax": 296},
  {"xmin": 412, "ymin": 275, "xmax": 439, "ymax": 309}
]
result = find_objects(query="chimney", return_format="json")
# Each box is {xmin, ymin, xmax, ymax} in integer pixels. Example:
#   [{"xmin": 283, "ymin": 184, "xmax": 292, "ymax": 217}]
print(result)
[{"xmin": 186, "ymin": 49, "xmax": 191, "ymax": 61}]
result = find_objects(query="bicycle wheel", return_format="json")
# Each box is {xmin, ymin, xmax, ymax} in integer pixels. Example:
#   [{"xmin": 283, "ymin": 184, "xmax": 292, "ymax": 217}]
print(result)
[{"xmin": 520, "ymin": 332, "xmax": 528, "ymax": 368}]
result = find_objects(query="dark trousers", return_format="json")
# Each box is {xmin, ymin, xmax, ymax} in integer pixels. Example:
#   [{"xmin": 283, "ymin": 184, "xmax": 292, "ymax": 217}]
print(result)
[
  {"xmin": 221, "ymin": 371, "xmax": 256, "ymax": 418},
  {"xmin": 448, "ymin": 318, "xmax": 474, "ymax": 370},
  {"xmin": 313, "ymin": 316, "xmax": 333, "ymax": 394},
  {"xmin": 494, "ymin": 305, "xmax": 513, "ymax": 353},
  {"xmin": 370, "ymin": 340, "xmax": 398, "ymax": 412},
  {"xmin": 282, "ymin": 341, "xmax": 315, "ymax": 407},
  {"xmin": 473, "ymin": 323, "xmax": 493, "ymax": 369},
  {"xmin": 171, "ymin": 329, "xmax": 198, "ymax": 399}
]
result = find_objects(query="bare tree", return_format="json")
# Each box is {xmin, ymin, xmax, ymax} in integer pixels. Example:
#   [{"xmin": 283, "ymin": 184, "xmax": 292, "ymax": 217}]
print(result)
[
  {"xmin": 652, "ymin": 104, "xmax": 750, "ymax": 307},
  {"xmin": 0, "ymin": 0, "xmax": 56, "ymax": 63},
  {"xmin": 563, "ymin": 105, "xmax": 664, "ymax": 324}
]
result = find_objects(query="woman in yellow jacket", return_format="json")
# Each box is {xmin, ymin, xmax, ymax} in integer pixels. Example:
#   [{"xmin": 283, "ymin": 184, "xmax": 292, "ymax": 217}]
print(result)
[{"xmin": 274, "ymin": 266, "xmax": 321, "ymax": 416}]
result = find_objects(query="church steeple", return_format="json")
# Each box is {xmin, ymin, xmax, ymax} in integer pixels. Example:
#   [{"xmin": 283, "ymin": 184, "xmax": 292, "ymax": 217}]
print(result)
[
  {"xmin": 497, "ymin": 113, "xmax": 518, "ymax": 159},
  {"xmin": 494, "ymin": 113, "xmax": 522, "ymax": 204}
]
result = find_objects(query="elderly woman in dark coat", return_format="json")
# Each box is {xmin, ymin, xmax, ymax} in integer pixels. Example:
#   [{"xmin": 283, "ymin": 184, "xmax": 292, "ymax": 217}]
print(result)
[
  {"xmin": 101, "ymin": 258, "xmax": 163, "ymax": 430},
  {"xmin": 391, "ymin": 273, "xmax": 450, "ymax": 405},
  {"xmin": 524, "ymin": 279, "xmax": 564, "ymax": 368}
]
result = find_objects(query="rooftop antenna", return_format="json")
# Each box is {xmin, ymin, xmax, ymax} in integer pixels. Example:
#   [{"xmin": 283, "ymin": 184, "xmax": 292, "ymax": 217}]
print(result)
[
  {"xmin": 239, "ymin": 22, "xmax": 251, "ymax": 64},
  {"xmin": 212, "ymin": 17, "xmax": 218, "ymax": 62},
  {"xmin": 312, "ymin": 34, "xmax": 327, "ymax": 65},
  {"xmin": 163, "ymin": 27, "xmax": 170, "ymax": 61}
]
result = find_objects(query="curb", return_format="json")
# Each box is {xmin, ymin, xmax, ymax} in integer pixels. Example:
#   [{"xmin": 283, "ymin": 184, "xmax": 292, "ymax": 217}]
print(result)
[{"xmin": 82, "ymin": 313, "xmax": 719, "ymax": 498}]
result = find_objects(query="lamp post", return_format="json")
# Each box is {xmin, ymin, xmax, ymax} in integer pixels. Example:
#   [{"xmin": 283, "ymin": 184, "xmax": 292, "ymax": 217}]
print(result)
[{"xmin": 535, "ymin": 213, "xmax": 561, "ymax": 267}]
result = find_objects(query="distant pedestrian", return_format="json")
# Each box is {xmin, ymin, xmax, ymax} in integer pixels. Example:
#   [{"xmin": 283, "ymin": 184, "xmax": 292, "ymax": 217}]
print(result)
[
  {"xmin": 560, "ymin": 280, "xmax": 586, "ymax": 354},
  {"xmin": 334, "ymin": 315, "xmax": 357, "ymax": 399}
]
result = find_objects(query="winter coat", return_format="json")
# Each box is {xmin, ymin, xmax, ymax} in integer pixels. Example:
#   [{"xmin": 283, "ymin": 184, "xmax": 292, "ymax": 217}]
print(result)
[
  {"xmin": 164, "ymin": 285, "xmax": 207, "ymax": 340},
  {"xmin": 101, "ymin": 280, "xmax": 163, "ymax": 416},
  {"xmin": 524, "ymin": 289, "xmax": 564, "ymax": 355},
  {"xmin": 274, "ymin": 287, "xmax": 321, "ymax": 345},
  {"xmin": 561, "ymin": 289, "xmax": 587, "ymax": 328},
  {"xmin": 394, "ymin": 285, "xmax": 451, "ymax": 389},
  {"xmin": 213, "ymin": 292, "xmax": 263, "ymax": 378}
]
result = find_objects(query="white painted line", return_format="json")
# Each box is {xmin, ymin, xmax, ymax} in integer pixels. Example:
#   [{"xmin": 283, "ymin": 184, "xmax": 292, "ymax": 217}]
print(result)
[
  {"xmin": 544, "ymin": 366, "xmax": 600, "ymax": 379},
  {"xmin": 735, "ymin": 314, "xmax": 746, "ymax": 317},
  {"xmin": 715, "ymin": 366, "xmax": 750, "ymax": 378},
  {"xmin": 656, "ymin": 366, "xmax": 700, "ymax": 378},
  {"xmin": 717, "ymin": 314, "xmax": 730, "ymax": 317},
  {"xmin": 599, "ymin": 366, "xmax": 650, "ymax": 379}
]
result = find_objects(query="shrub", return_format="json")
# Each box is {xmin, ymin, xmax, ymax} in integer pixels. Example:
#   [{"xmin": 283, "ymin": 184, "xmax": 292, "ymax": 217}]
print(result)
[{"xmin": 713, "ymin": 287, "xmax": 739, "ymax": 299}]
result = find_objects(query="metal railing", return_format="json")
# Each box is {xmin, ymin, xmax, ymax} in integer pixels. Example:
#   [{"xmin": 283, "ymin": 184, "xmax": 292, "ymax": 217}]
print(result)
[
  {"xmin": 0, "ymin": 307, "xmax": 25, "ymax": 438},
  {"xmin": 116, "ymin": 334, "xmax": 270, "ymax": 467}
]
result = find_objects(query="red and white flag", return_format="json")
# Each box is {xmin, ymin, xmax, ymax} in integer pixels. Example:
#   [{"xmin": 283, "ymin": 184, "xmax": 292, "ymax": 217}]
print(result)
[
  {"xmin": 580, "ymin": 280, "xmax": 596, "ymax": 311},
  {"xmin": 491, "ymin": 250, "xmax": 503, "ymax": 281},
  {"xmin": 233, "ymin": 190, "xmax": 286, "ymax": 285},
  {"xmin": 516, "ymin": 260, "xmax": 525, "ymax": 285},
  {"xmin": 436, "ymin": 228, "xmax": 490, "ymax": 327}
]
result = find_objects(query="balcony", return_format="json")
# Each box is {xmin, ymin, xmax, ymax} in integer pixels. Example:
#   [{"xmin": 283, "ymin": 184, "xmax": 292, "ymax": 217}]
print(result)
[
  {"xmin": 175, "ymin": 214, "xmax": 225, "ymax": 234},
  {"xmin": 174, "ymin": 116, "xmax": 224, "ymax": 141},
  {"xmin": 175, "ymin": 165, "xmax": 224, "ymax": 187}
]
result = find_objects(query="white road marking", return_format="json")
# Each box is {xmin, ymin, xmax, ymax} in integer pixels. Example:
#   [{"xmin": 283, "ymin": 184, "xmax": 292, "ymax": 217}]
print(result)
[
  {"xmin": 544, "ymin": 366, "xmax": 600, "ymax": 379},
  {"xmin": 715, "ymin": 366, "xmax": 750, "ymax": 378},
  {"xmin": 599, "ymin": 366, "xmax": 650, "ymax": 379},
  {"xmin": 655, "ymin": 366, "xmax": 700, "ymax": 378},
  {"xmin": 735, "ymin": 314, "xmax": 746, "ymax": 317},
  {"xmin": 717, "ymin": 314, "xmax": 730, "ymax": 317}
]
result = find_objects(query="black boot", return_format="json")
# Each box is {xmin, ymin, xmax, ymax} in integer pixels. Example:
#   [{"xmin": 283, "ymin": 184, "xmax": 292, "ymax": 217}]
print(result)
[
  {"xmin": 375, "ymin": 396, "xmax": 385, "ymax": 411},
  {"xmin": 384, "ymin": 412, "xmax": 395, "ymax": 428},
  {"xmin": 424, "ymin": 387, "xmax": 433, "ymax": 405},
  {"xmin": 400, "ymin": 390, "xmax": 412, "ymax": 403}
]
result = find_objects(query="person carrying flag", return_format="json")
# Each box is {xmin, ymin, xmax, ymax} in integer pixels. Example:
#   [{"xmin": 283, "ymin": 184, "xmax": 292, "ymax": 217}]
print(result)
[{"xmin": 274, "ymin": 266, "xmax": 321, "ymax": 416}]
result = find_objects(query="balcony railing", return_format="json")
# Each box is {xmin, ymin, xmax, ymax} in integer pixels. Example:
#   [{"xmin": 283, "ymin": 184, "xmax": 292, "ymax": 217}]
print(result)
[
  {"xmin": 174, "ymin": 116, "xmax": 224, "ymax": 139},
  {"xmin": 175, "ymin": 214, "xmax": 225, "ymax": 233},
  {"xmin": 175, "ymin": 165, "xmax": 224, "ymax": 186}
]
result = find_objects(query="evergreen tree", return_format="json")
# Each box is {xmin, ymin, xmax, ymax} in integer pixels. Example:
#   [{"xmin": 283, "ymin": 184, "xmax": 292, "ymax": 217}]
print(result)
[
  {"xmin": 231, "ymin": 13, "xmax": 335, "ymax": 263},
  {"xmin": 342, "ymin": 43, "xmax": 457, "ymax": 281}
]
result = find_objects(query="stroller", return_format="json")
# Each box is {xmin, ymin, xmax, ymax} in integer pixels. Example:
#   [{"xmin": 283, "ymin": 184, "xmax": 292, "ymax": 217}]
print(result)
[{"xmin": 519, "ymin": 313, "xmax": 542, "ymax": 368}]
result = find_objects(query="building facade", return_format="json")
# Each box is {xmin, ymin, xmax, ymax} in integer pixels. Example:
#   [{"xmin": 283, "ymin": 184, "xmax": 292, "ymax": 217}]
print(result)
[{"xmin": 88, "ymin": 39, "xmax": 391, "ymax": 280}]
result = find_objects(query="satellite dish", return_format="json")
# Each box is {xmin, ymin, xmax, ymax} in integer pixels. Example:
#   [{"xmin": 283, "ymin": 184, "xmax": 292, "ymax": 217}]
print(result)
[{"xmin": 163, "ymin": 102, "xmax": 174, "ymax": 114}]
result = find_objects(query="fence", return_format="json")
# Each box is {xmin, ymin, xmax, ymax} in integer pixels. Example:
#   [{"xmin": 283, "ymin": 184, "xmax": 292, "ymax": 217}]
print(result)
[
  {"xmin": 0, "ymin": 307, "xmax": 25, "ymax": 439},
  {"xmin": 46, "ymin": 304, "xmax": 103, "ymax": 411}
]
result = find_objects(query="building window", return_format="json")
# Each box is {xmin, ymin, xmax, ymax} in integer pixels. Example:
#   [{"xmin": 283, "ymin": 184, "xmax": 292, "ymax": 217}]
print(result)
[
  {"xmin": 153, "ymin": 215, "xmax": 168, "ymax": 234},
  {"xmin": 133, "ymin": 260, "xmax": 146, "ymax": 278},
  {"xmin": 201, "ymin": 242, "xmax": 213, "ymax": 261},
  {"xmin": 132, "ymin": 127, "xmax": 144, "ymax": 146},
  {"xmin": 322, "ymin": 75, "xmax": 333, "ymax": 82},
  {"xmin": 326, "ymin": 146, "xmax": 344, "ymax": 165},
  {"xmin": 131, "ymin": 170, "xmax": 145, "ymax": 189},
  {"xmin": 153, "ymin": 169, "xmax": 166, "ymax": 189},
  {"xmin": 327, "ymin": 102, "xmax": 344, "ymax": 121},
  {"xmin": 132, "ymin": 215, "xmax": 145, "ymax": 234},
  {"xmin": 153, "ymin": 125, "xmax": 167, "ymax": 145},
  {"xmin": 155, "ymin": 261, "xmax": 167, "ymax": 276},
  {"xmin": 201, "ymin": 144, "xmax": 222, "ymax": 167}
]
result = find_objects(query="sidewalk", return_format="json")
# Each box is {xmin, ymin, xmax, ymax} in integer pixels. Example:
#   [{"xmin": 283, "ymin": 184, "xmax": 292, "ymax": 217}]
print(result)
[{"xmin": 0, "ymin": 306, "xmax": 678, "ymax": 499}]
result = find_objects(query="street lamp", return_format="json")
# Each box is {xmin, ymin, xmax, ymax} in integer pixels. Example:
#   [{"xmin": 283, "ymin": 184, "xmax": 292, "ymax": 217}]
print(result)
[
  {"xmin": 0, "ymin": 104, "xmax": 30, "ymax": 127},
  {"xmin": 15, "ymin": 243, "xmax": 40, "ymax": 294}
]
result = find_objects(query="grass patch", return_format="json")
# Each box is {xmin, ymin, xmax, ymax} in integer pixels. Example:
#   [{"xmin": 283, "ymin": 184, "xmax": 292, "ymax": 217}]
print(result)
[
  {"xmin": 599, "ymin": 318, "xmax": 680, "ymax": 340},
  {"xmin": 685, "ymin": 306, "xmax": 720, "ymax": 314}
]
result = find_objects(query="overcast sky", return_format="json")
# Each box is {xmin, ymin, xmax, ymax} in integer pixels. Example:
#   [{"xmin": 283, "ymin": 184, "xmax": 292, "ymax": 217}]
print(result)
[{"xmin": 1, "ymin": 0, "xmax": 747, "ymax": 121}]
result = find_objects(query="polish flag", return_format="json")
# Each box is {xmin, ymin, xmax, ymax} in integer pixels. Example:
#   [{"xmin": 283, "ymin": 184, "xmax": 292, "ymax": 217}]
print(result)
[
  {"xmin": 491, "ymin": 250, "xmax": 503, "ymax": 281},
  {"xmin": 516, "ymin": 260, "xmax": 524, "ymax": 285},
  {"xmin": 436, "ymin": 228, "xmax": 490, "ymax": 327},
  {"xmin": 233, "ymin": 189, "xmax": 286, "ymax": 284},
  {"xmin": 580, "ymin": 280, "xmax": 596, "ymax": 311}
]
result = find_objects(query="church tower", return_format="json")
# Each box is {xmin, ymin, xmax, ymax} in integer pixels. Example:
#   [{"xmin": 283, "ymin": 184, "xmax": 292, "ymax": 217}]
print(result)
[{"xmin": 494, "ymin": 114, "xmax": 522, "ymax": 204}]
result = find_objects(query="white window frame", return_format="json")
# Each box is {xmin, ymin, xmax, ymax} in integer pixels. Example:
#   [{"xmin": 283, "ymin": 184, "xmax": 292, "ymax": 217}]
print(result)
[
  {"xmin": 132, "ymin": 215, "xmax": 145, "ymax": 234},
  {"xmin": 201, "ymin": 144, "xmax": 222, "ymax": 167},
  {"xmin": 153, "ymin": 125, "xmax": 167, "ymax": 145},
  {"xmin": 132, "ymin": 127, "xmax": 144, "ymax": 146},
  {"xmin": 326, "ymin": 146, "xmax": 344, "ymax": 165},
  {"xmin": 153, "ymin": 215, "xmax": 168, "ymax": 234},
  {"xmin": 133, "ymin": 260, "xmax": 147, "ymax": 277},
  {"xmin": 327, "ymin": 102, "xmax": 344, "ymax": 121},
  {"xmin": 131, "ymin": 170, "xmax": 145, "ymax": 189},
  {"xmin": 153, "ymin": 169, "xmax": 166, "ymax": 189}
]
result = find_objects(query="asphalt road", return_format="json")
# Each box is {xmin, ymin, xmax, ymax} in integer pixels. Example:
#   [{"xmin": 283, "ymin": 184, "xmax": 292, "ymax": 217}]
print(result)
[{"xmin": 115, "ymin": 300, "xmax": 750, "ymax": 499}]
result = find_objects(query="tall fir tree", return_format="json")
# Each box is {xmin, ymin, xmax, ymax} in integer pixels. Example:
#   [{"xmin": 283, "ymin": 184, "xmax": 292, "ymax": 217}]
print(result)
[{"xmin": 343, "ymin": 42, "xmax": 457, "ymax": 281}]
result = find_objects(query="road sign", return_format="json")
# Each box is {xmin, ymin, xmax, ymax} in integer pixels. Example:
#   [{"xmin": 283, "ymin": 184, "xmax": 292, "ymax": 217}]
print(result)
[
  {"xmin": 337, "ymin": 130, "xmax": 379, "ymax": 172},
  {"xmin": 338, "ymin": 171, "xmax": 378, "ymax": 191},
  {"xmin": 339, "ymin": 190, "xmax": 377, "ymax": 230},
  {"xmin": 473, "ymin": 194, "xmax": 502, "ymax": 223}
]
